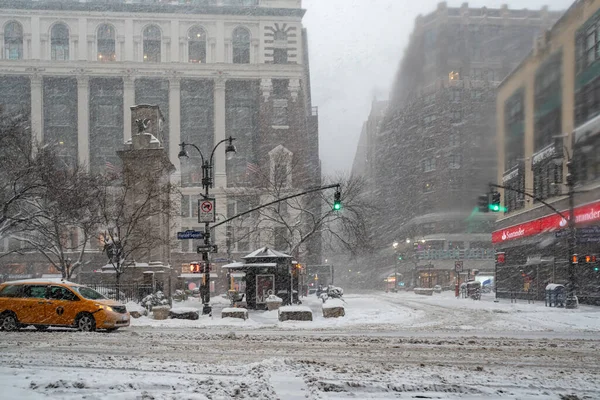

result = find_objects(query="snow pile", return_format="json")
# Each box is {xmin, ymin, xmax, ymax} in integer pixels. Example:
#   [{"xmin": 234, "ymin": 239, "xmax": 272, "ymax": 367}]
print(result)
[
  {"xmin": 169, "ymin": 307, "xmax": 198, "ymax": 314},
  {"xmin": 125, "ymin": 301, "xmax": 144, "ymax": 313},
  {"xmin": 266, "ymin": 295, "xmax": 283, "ymax": 303},
  {"xmin": 279, "ymin": 306, "xmax": 311, "ymax": 313}
]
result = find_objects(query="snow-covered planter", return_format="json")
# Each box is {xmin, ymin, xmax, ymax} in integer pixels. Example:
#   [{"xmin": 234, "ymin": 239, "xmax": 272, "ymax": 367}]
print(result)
[
  {"xmin": 322, "ymin": 299, "xmax": 345, "ymax": 318},
  {"xmin": 414, "ymin": 288, "xmax": 434, "ymax": 296},
  {"xmin": 152, "ymin": 305, "xmax": 171, "ymax": 320},
  {"xmin": 169, "ymin": 307, "xmax": 199, "ymax": 320},
  {"xmin": 140, "ymin": 291, "xmax": 169, "ymax": 311},
  {"xmin": 279, "ymin": 306, "xmax": 313, "ymax": 322},
  {"xmin": 266, "ymin": 295, "xmax": 283, "ymax": 311},
  {"xmin": 221, "ymin": 307, "xmax": 248, "ymax": 320}
]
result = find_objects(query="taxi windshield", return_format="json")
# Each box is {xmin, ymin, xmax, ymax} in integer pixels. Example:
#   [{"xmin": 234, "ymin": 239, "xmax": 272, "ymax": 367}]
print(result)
[{"xmin": 74, "ymin": 286, "xmax": 107, "ymax": 300}]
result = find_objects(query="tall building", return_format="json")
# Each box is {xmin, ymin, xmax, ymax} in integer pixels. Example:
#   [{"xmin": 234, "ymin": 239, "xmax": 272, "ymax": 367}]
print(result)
[
  {"xmin": 351, "ymin": 98, "xmax": 387, "ymax": 183},
  {"xmin": 495, "ymin": 0, "xmax": 600, "ymax": 303},
  {"xmin": 367, "ymin": 2, "xmax": 560, "ymax": 287},
  {"xmin": 0, "ymin": 0, "xmax": 321, "ymax": 280}
]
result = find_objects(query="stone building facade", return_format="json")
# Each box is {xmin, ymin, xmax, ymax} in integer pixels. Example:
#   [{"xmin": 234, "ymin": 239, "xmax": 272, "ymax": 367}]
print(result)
[{"xmin": 0, "ymin": 0, "xmax": 321, "ymax": 282}]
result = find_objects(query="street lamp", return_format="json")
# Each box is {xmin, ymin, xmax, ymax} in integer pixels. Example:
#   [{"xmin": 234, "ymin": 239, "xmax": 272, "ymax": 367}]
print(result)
[
  {"xmin": 405, "ymin": 238, "xmax": 411, "ymax": 244},
  {"xmin": 179, "ymin": 136, "xmax": 237, "ymax": 315}
]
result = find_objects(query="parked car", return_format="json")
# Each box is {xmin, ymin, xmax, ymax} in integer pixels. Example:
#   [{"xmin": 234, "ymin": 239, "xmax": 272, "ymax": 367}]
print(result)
[{"xmin": 0, "ymin": 278, "xmax": 130, "ymax": 332}]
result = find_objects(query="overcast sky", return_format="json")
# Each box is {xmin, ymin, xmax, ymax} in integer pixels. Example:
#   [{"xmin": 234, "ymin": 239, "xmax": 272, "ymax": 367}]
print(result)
[{"xmin": 302, "ymin": 0, "xmax": 574, "ymax": 175}]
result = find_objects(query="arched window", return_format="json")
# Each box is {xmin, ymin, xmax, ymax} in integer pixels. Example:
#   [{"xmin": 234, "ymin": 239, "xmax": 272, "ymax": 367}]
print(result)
[
  {"xmin": 51, "ymin": 23, "xmax": 69, "ymax": 61},
  {"xmin": 97, "ymin": 24, "xmax": 115, "ymax": 61},
  {"xmin": 4, "ymin": 22, "xmax": 23, "ymax": 60},
  {"xmin": 143, "ymin": 25, "xmax": 161, "ymax": 62},
  {"xmin": 232, "ymin": 27, "xmax": 250, "ymax": 64},
  {"xmin": 188, "ymin": 26, "xmax": 206, "ymax": 63}
]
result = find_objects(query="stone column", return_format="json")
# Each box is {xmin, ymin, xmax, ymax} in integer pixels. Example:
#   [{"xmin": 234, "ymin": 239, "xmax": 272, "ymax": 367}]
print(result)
[
  {"xmin": 78, "ymin": 18, "xmax": 87, "ymax": 61},
  {"xmin": 123, "ymin": 75, "xmax": 135, "ymax": 143},
  {"xmin": 77, "ymin": 75, "xmax": 90, "ymax": 170},
  {"xmin": 170, "ymin": 21, "xmax": 179, "ymax": 62},
  {"xmin": 213, "ymin": 76, "xmax": 227, "ymax": 187},
  {"xmin": 31, "ymin": 16, "xmax": 40, "ymax": 59},
  {"xmin": 168, "ymin": 76, "xmax": 181, "ymax": 174},
  {"xmin": 30, "ymin": 74, "xmax": 43, "ymax": 144}
]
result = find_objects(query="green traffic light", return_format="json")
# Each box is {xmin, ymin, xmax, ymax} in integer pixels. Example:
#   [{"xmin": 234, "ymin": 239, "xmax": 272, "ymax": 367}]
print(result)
[
  {"xmin": 489, "ymin": 204, "xmax": 508, "ymax": 212},
  {"xmin": 333, "ymin": 202, "xmax": 341, "ymax": 210},
  {"xmin": 594, "ymin": 266, "xmax": 599, "ymax": 272}
]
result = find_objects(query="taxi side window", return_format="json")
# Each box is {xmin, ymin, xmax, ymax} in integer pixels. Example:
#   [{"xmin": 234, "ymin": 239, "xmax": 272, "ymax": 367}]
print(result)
[
  {"xmin": 0, "ymin": 285, "xmax": 24, "ymax": 298},
  {"xmin": 49, "ymin": 286, "xmax": 79, "ymax": 301},
  {"xmin": 23, "ymin": 285, "xmax": 47, "ymax": 298}
]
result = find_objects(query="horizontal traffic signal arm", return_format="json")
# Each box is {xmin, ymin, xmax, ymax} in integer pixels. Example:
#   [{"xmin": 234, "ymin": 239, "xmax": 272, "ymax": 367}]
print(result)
[
  {"xmin": 210, "ymin": 183, "xmax": 342, "ymax": 230},
  {"xmin": 488, "ymin": 183, "xmax": 568, "ymax": 221}
]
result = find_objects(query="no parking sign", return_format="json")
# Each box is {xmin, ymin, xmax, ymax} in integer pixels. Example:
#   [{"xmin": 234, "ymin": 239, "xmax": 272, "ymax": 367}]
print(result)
[{"xmin": 198, "ymin": 198, "xmax": 215, "ymax": 223}]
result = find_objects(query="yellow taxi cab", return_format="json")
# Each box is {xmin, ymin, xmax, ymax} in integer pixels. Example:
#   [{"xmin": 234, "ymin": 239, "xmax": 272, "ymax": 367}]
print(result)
[{"xmin": 0, "ymin": 279, "xmax": 130, "ymax": 332}]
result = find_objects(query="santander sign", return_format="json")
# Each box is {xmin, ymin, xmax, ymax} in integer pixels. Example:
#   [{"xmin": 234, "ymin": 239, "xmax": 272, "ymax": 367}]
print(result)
[{"xmin": 492, "ymin": 200, "xmax": 600, "ymax": 243}]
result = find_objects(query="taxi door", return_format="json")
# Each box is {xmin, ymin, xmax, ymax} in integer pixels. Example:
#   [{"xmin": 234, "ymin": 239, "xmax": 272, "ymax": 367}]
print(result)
[
  {"xmin": 46, "ymin": 285, "xmax": 81, "ymax": 326},
  {"xmin": 17, "ymin": 285, "xmax": 49, "ymax": 325}
]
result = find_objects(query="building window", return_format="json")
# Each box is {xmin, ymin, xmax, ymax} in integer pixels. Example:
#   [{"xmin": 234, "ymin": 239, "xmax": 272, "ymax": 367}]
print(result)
[
  {"xmin": 4, "ymin": 21, "xmax": 23, "ymax": 60},
  {"xmin": 181, "ymin": 195, "xmax": 190, "ymax": 218},
  {"xmin": 143, "ymin": 25, "xmax": 161, "ymax": 62},
  {"xmin": 273, "ymin": 227, "xmax": 288, "ymax": 251},
  {"xmin": 232, "ymin": 27, "xmax": 250, "ymax": 64},
  {"xmin": 96, "ymin": 104, "xmax": 119, "ymax": 127},
  {"xmin": 449, "ymin": 89, "xmax": 461, "ymax": 102},
  {"xmin": 227, "ymin": 201, "xmax": 236, "ymax": 218},
  {"xmin": 533, "ymin": 162, "xmax": 562, "ymax": 201},
  {"xmin": 421, "ymin": 158, "xmax": 436, "ymax": 172},
  {"xmin": 423, "ymin": 114, "xmax": 437, "ymax": 125},
  {"xmin": 423, "ymin": 181, "xmax": 435, "ymax": 193},
  {"xmin": 273, "ymin": 48, "xmax": 288, "ymax": 64},
  {"xmin": 504, "ymin": 173, "xmax": 525, "ymax": 212},
  {"xmin": 51, "ymin": 23, "xmax": 69, "ymax": 61},
  {"xmin": 449, "ymin": 154, "xmax": 461, "ymax": 169},
  {"xmin": 534, "ymin": 53, "xmax": 562, "ymax": 151},
  {"xmin": 470, "ymin": 90, "xmax": 483, "ymax": 100},
  {"xmin": 449, "ymin": 133, "xmax": 459, "ymax": 147},
  {"xmin": 188, "ymin": 26, "xmax": 206, "ymax": 63},
  {"xmin": 237, "ymin": 227, "xmax": 250, "ymax": 252},
  {"xmin": 450, "ymin": 111, "xmax": 462, "ymax": 122},
  {"xmin": 272, "ymin": 99, "xmax": 288, "ymax": 126},
  {"xmin": 577, "ymin": 20, "xmax": 600, "ymax": 73},
  {"xmin": 97, "ymin": 24, "xmax": 115, "ymax": 61},
  {"xmin": 505, "ymin": 90, "xmax": 525, "ymax": 170}
]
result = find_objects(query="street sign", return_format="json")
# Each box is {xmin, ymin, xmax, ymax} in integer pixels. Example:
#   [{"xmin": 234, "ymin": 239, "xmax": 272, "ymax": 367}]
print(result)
[
  {"xmin": 454, "ymin": 260, "xmax": 463, "ymax": 272},
  {"xmin": 197, "ymin": 244, "xmax": 218, "ymax": 254},
  {"xmin": 177, "ymin": 230, "xmax": 204, "ymax": 240},
  {"xmin": 198, "ymin": 198, "xmax": 216, "ymax": 223}
]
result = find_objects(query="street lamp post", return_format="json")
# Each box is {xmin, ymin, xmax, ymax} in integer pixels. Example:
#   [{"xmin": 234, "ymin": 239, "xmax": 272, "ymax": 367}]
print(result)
[
  {"xmin": 392, "ymin": 242, "xmax": 399, "ymax": 293},
  {"xmin": 179, "ymin": 136, "xmax": 237, "ymax": 315}
]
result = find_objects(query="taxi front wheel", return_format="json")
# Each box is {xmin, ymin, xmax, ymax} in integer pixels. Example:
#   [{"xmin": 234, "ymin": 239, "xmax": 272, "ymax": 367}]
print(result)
[{"xmin": 76, "ymin": 313, "xmax": 96, "ymax": 332}]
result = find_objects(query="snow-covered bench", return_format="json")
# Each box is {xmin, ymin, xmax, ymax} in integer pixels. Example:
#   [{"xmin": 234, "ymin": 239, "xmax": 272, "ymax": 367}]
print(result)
[
  {"xmin": 322, "ymin": 299, "xmax": 345, "ymax": 318},
  {"xmin": 221, "ymin": 307, "xmax": 248, "ymax": 320},
  {"xmin": 278, "ymin": 306, "xmax": 313, "ymax": 322},
  {"xmin": 169, "ymin": 307, "xmax": 199, "ymax": 320}
]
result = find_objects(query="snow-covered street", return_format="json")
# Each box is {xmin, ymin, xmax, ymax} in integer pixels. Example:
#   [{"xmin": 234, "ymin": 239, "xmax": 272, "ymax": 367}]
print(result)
[{"xmin": 2, "ymin": 291, "xmax": 600, "ymax": 399}]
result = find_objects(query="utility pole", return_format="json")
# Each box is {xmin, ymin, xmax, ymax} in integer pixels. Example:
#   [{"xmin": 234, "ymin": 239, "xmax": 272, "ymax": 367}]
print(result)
[{"xmin": 566, "ymin": 159, "xmax": 578, "ymax": 309}]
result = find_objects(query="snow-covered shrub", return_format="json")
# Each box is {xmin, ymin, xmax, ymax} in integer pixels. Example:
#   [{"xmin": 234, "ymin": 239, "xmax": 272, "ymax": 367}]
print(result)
[
  {"xmin": 172, "ymin": 289, "xmax": 188, "ymax": 302},
  {"xmin": 140, "ymin": 291, "xmax": 169, "ymax": 310}
]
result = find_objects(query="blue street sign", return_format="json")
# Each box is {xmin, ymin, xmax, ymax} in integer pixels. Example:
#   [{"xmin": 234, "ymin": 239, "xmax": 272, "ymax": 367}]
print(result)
[{"xmin": 177, "ymin": 230, "xmax": 204, "ymax": 240}]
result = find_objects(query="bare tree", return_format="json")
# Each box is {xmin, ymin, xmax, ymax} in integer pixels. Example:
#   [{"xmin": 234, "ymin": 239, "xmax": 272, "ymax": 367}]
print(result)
[
  {"xmin": 0, "ymin": 113, "xmax": 44, "ymax": 238},
  {"xmin": 95, "ymin": 158, "xmax": 178, "ymax": 292},
  {"xmin": 228, "ymin": 150, "xmax": 375, "ymax": 260},
  {"xmin": 14, "ymin": 148, "xmax": 101, "ymax": 279}
]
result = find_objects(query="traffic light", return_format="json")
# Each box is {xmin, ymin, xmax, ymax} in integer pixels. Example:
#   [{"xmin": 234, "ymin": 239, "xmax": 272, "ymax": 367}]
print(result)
[
  {"xmin": 571, "ymin": 254, "xmax": 578, "ymax": 264},
  {"xmin": 190, "ymin": 263, "xmax": 201, "ymax": 273},
  {"xmin": 333, "ymin": 190, "xmax": 342, "ymax": 211},
  {"xmin": 398, "ymin": 253, "xmax": 404, "ymax": 261},
  {"xmin": 477, "ymin": 194, "xmax": 490, "ymax": 213},
  {"xmin": 490, "ymin": 192, "xmax": 501, "ymax": 212}
]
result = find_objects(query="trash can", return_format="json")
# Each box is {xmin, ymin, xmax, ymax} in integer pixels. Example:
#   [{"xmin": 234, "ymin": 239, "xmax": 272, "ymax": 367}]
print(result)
[{"xmin": 545, "ymin": 284, "xmax": 565, "ymax": 307}]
